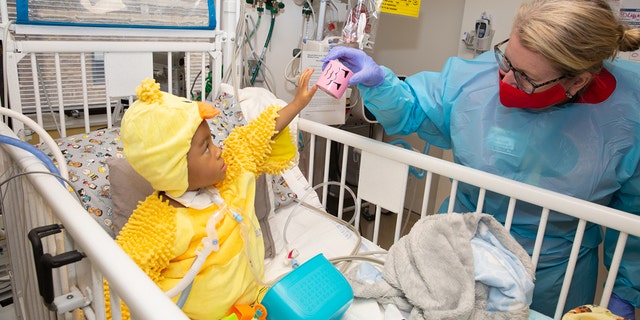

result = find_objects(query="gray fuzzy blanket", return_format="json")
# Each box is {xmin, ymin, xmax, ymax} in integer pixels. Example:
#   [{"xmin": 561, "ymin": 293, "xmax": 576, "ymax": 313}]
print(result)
[{"xmin": 348, "ymin": 213, "xmax": 535, "ymax": 320}]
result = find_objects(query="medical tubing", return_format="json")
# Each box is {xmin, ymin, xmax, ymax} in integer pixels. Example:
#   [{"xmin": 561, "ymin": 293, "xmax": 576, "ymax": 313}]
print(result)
[
  {"xmin": 0, "ymin": 171, "xmax": 83, "ymax": 204},
  {"xmin": 243, "ymin": 14, "xmax": 261, "ymax": 46},
  {"xmin": 165, "ymin": 197, "xmax": 269, "ymax": 304},
  {"xmin": 282, "ymin": 181, "xmax": 363, "ymax": 273},
  {"xmin": 399, "ymin": 179, "xmax": 420, "ymax": 236},
  {"xmin": 302, "ymin": 12, "xmax": 312, "ymax": 43},
  {"xmin": 164, "ymin": 232, "xmax": 218, "ymax": 298},
  {"xmin": 329, "ymin": 255, "xmax": 385, "ymax": 266},
  {"xmin": 0, "ymin": 107, "xmax": 69, "ymax": 179},
  {"xmin": 0, "ymin": 107, "xmax": 69, "ymax": 180},
  {"xmin": 329, "ymin": 249, "xmax": 388, "ymax": 267},
  {"xmin": 176, "ymin": 282, "xmax": 193, "ymax": 308},
  {"xmin": 387, "ymin": 138, "xmax": 429, "ymax": 178},
  {"xmin": 230, "ymin": 210, "xmax": 266, "ymax": 287},
  {"xmin": 282, "ymin": 180, "xmax": 358, "ymax": 247},
  {"xmin": 164, "ymin": 231, "xmax": 219, "ymax": 298},
  {"xmin": 0, "ymin": 134, "xmax": 64, "ymax": 185},
  {"xmin": 302, "ymin": 0, "xmax": 317, "ymax": 41},
  {"xmin": 250, "ymin": 15, "xmax": 276, "ymax": 85},
  {"xmin": 165, "ymin": 199, "xmax": 225, "ymax": 298}
]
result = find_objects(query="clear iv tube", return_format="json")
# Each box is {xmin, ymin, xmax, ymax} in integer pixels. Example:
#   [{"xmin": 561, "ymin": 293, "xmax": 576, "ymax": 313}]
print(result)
[
  {"xmin": 165, "ymin": 206, "xmax": 225, "ymax": 298},
  {"xmin": 316, "ymin": 0, "xmax": 327, "ymax": 40},
  {"xmin": 302, "ymin": 14, "xmax": 312, "ymax": 43}
]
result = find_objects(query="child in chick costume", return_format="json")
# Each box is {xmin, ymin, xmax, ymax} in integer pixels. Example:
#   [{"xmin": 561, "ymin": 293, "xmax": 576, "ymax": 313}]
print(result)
[{"xmin": 104, "ymin": 68, "xmax": 317, "ymax": 320}]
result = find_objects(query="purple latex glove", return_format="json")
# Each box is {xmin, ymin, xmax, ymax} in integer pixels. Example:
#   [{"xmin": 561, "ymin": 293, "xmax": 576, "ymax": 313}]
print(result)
[
  {"xmin": 608, "ymin": 293, "xmax": 636, "ymax": 319},
  {"xmin": 322, "ymin": 46, "xmax": 385, "ymax": 87}
]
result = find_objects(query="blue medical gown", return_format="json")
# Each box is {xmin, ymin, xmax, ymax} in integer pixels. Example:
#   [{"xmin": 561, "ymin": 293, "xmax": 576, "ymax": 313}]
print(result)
[{"xmin": 358, "ymin": 51, "xmax": 640, "ymax": 316}]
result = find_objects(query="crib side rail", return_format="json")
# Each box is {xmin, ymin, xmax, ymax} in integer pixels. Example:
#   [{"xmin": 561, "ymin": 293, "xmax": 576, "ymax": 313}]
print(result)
[
  {"xmin": 298, "ymin": 119, "xmax": 640, "ymax": 237},
  {"xmin": 297, "ymin": 118, "xmax": 640, "ymax": 319},
  {"xmin": 0, "ymin": 121, "xmax": 188, "ymax": 319}
]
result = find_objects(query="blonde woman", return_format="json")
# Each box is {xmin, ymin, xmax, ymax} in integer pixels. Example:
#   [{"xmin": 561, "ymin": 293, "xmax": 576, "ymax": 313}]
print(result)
[{"xmin": 324, "ymin": 0, "xmax": 640, "ymax": 317}]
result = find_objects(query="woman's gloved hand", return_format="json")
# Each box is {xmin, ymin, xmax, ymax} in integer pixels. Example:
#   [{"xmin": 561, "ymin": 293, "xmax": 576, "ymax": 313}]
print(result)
[
  {"xmin": 607, "ymin": 292, "xmax": 636, "ymax": 319},
  {"xmin": 322, "ymin": 46, "xmax": 385, "ymax": 87}
]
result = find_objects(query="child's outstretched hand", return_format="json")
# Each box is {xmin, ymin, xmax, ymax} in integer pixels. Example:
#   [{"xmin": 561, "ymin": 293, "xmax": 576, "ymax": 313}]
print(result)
[
  {"xmin": 292, "ymin": 68, "xmax": 318, "ymax": 110},
  {"xmin": 275, "ymin": 68, "xmax": 318, "ymax": 133}
]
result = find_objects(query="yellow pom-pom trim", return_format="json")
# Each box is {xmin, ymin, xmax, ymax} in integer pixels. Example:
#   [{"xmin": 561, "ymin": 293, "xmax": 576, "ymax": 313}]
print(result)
[
  {"xmin": 217, "ymin": 105, "xmax": 297, "ymax": 197},
  {"xmin": 104, "ymin": 193, "xmax": 177, "ymax": 320},
  {"xmin": 135, "ymin": 78, "xmax": 163, "ymax": 105}
]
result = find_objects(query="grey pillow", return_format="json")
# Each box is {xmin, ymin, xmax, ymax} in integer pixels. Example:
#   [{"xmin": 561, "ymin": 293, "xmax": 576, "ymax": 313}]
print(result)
[
  {"xmin": 108, "ymin": 157, "xmax": 276, "ymax": 258},
  {"xmin": 107, "ymin": 157, "xmax": 154, "ymax": 236}
]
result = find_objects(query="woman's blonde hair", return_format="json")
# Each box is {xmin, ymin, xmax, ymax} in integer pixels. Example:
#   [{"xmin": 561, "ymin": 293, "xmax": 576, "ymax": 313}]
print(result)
[{"xmin": 513, "ymin": 0, "xmax": 640, "ymax": 75}]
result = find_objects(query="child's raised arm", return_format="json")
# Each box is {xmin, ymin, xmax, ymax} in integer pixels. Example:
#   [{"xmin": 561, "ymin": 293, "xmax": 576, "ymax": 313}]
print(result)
[{"xmin": 275, "ymin": 68, "xmax": 318, "ymax": 133}]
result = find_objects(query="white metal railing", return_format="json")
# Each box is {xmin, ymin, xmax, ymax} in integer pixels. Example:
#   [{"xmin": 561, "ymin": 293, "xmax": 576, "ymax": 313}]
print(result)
[
  {"xmin": 3, "ymin": 24, "xmax": 225, "ymax": 137},
  {"xmin": 297, "ymin": 117, "xmax": 640, "ymax": 319}
]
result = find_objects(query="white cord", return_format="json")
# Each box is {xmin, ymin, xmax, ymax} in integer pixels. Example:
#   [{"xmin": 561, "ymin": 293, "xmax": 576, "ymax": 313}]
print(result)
[
  {"xmin": 283, "ymin": 180, "xmax": 359, "ymax": 246},
  {"xmin": 284, "ymin": 49, "xmax": 302, "ymax": 85},
  {"xmin": 282, "ymin": 181, "xmax": 365, "ymax": 273},
  {"xmin": 330, "ymin": 255, "xmax": 385, "ymax": 266}
]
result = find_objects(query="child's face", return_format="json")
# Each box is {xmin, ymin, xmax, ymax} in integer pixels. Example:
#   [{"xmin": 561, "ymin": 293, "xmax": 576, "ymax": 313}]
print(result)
[{"xmin": 186, "ymin": 121, "xmax": 226, "ymax": 190}]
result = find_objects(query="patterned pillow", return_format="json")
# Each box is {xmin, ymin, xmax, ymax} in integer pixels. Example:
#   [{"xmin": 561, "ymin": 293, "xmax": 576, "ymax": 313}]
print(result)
[{"xmin": 38, "ymin": 128, "xmax": 123, "ymax": 236}]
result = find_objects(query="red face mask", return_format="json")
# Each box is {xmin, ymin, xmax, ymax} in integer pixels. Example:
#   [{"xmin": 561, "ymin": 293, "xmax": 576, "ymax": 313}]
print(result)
[{"xmin": 499, "ymin": 76, "xmax": 568, "ymax": 109}]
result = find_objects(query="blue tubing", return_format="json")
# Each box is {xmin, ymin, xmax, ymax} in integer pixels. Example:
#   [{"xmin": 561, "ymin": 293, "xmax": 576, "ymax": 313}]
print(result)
[
  {"xmin": 176, "ymin": 281, "xmax": 193, "ymax": 308},
  {"xmin": 0, "ymin": 134, "xmax": 64, "ymax": 186}
]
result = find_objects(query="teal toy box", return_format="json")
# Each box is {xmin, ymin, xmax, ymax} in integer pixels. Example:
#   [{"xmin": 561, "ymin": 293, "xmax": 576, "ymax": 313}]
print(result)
[{"xmin": 261, "ymin": 254, "xmax": 354, "ymax": 320}]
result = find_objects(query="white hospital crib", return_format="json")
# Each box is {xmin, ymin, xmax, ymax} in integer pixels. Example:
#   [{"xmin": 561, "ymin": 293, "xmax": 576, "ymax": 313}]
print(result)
[{"xmin": 1, "ymin": 9, "xmax": 640, "ymax": 320}]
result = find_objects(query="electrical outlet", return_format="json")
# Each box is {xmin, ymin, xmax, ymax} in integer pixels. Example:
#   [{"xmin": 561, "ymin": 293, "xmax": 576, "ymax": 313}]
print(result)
[{"xmin": 247, "ymin": 59, "xmax": 264, "ymax": 83}]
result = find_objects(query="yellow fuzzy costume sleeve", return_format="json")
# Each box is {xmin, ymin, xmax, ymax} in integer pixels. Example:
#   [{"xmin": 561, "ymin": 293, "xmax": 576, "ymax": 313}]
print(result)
[
  {"xmin": 104, "ymin": 193, "xmax": 177, "ymax": 320},
  {"xmin": 216, "ymin": 104, "xmax": 297, "ymax": 193}
]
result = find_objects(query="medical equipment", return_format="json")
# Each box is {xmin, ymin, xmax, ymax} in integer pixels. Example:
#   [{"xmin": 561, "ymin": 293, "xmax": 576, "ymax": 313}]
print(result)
[
  {"xmin": 301, "ymin": 2, "xmax": 314, "ymax": 43},
  {"xmin": 0, "ymin": 135, "xmax": 61, "ymax": 183},
  {"xmin": 462, "ymin": 12, "xmax": 495, "ymax": 53},
  {"xmin": 165, "ymin": 193, "xmax": 225, "ymax": 300},
  {"xmin": 244, "ymin": 0, "xmax": 286, "ymax": 86},
  {"xmin": 342, "ymin": 0, "xmax": 381, "ymax": 50}
]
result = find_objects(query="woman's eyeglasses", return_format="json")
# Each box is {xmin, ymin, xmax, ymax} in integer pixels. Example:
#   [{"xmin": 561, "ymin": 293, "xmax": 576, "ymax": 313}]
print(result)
[{"xmin": 494, "ymin": 38, "xmax": 565, "ymax": 94}]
